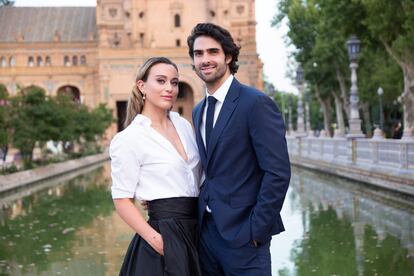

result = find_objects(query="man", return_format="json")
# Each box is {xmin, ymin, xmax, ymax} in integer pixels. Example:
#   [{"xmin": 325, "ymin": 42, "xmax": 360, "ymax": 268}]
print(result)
[{"xmin": 187, "ymin": 23, "xmax": 291, "ymax": 276}]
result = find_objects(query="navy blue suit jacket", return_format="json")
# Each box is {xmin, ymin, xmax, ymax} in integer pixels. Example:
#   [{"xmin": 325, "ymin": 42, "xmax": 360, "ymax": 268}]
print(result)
[{"xmin": 192, "ymin": 78, "xmax": 291, "ymax": 248}]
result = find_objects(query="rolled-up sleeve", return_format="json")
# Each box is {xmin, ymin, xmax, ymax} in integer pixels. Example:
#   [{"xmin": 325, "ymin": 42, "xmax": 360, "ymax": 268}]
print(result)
[{"xmin": 109, "ymin": 134, "xmax": 141, "ymax": 199}]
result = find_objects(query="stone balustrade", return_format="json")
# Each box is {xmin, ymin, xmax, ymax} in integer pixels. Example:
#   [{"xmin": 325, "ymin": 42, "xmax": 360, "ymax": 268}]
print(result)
[{"xmin": 287, "ymin": 135, "xmax": 414, "ymax": 195}]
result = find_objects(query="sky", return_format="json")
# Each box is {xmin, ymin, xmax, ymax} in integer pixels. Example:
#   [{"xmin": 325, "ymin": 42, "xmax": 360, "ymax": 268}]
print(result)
[{"xmin": 14, "ymin": 0, "xmax": 297, "ymax": 93}]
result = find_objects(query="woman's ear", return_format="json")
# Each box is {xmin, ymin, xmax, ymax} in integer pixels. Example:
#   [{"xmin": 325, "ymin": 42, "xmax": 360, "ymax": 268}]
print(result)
[{"xmin": 136, "ymin": 80, "xmax": 145, "ymax": 93}]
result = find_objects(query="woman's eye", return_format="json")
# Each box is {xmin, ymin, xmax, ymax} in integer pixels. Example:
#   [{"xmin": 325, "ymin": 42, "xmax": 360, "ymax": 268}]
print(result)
[
  {"xmin": 157, "ymin": 79, "xmax": 165, "ymax": 84},
  {"xmin": 172, "ymin": 82, "xmax": 178, "ymax": 86}
]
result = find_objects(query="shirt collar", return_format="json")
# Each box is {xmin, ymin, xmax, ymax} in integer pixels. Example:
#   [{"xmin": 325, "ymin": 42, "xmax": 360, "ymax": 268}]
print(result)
[
  {"xmin": 205, "ymin": 74, "xmax": 234, "ymax": 103},
  {"xmin": 133, "ymin": 114, "xmax": 152, "ymax": 127},
  {"xmin": 132, "ymin": 112, "xmax": 180, "ymax": 128}
]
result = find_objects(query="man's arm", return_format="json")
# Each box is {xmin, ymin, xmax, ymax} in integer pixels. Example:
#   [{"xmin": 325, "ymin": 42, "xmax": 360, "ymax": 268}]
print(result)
[{"xmin": 248, "ymin": 94, "xmax": 291, "ymax": 243}]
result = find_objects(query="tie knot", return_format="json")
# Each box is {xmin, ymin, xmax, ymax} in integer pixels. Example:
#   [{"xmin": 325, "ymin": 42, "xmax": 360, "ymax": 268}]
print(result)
[{"xmin": 208, "ymin": 96, "xmax": 217, "ymax": 105}]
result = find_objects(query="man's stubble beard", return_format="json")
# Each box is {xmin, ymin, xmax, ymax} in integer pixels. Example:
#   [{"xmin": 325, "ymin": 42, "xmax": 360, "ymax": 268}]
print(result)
[{"xmin": 195, "ymin": 65, "xmax": 227, "ymax": 86}]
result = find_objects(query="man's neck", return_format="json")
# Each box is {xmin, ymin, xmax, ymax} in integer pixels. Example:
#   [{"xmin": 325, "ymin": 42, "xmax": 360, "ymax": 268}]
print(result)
[{"xmin": 206, "ymin": 72, "xmax": 232, "ymax": 95}]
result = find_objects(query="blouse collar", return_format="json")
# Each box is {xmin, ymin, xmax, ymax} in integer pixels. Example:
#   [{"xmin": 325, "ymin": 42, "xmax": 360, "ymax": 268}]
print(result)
[{"xmin": 133, "ymin": 112, "xmax": 180, "ymax": 128}]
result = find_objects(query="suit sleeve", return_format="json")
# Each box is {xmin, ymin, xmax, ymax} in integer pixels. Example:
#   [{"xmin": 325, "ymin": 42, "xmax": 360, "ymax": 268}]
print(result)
[{"xmin": 248, "ymin": 94, "xmax": 291, "ymax": 242}]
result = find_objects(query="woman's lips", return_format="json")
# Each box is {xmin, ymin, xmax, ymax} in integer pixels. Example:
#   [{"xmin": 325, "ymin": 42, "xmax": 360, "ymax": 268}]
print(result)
[{"xmin": 161, "ymin": 95, "xmax": 173, "ymax": 100}]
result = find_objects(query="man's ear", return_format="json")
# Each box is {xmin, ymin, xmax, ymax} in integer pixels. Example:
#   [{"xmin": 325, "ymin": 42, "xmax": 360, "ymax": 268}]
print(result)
[{"xmin": 225, "ymin": 55, "xmax": 232, "ymax": 65}]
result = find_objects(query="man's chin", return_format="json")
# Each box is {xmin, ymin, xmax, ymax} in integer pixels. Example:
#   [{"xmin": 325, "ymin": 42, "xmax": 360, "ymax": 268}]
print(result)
[{"xmin": 200, "ymin": 75, "xmax": 217, "ymax": 84}]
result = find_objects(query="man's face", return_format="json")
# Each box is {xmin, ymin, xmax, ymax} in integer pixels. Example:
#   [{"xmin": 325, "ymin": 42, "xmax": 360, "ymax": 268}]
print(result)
[{"xmin": 192, "ymin": 35, "xmax": 232, "ymax": 92}]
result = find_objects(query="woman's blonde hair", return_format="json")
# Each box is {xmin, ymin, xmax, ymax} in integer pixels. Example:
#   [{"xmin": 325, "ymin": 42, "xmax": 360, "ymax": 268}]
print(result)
[{"xmin": 124, "ymin": 57, "xmax": 178, "ymax": 128}]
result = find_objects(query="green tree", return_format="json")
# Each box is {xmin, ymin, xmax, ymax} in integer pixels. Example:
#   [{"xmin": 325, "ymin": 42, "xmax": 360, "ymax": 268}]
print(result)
[
  {"xmin": 273, "ymin": 0, "xmax": 405, "ymax": 137},
  {"xmin": 70, "ymin": 103, "xmax": 113, "ymax": 155},
  {"xmin": 9, "ymin": 86, "xmax": 56, "ymax": 167},
  {"xmin": 273, "ymin": 0, "xmax": 336, "ymax": 135},
  {"xmin": 0, "ymin": 0, "xmax": 14, "ymax": 6},
  {"xmin": 0, "ymin": 84, "xmax": 9, "ymax": 162},
  {"xmin": 361, "ymin": 0, "xmax": 414, "ymax": 134}
]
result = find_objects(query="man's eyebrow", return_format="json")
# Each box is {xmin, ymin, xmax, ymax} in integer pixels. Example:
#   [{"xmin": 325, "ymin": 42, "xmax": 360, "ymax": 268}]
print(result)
[{"xmin": 193, "ymin": 48, "xmax": 220, "ymax": 52}]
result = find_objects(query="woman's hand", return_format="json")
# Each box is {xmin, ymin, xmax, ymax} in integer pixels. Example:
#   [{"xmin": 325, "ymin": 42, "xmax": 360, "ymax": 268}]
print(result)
[
  {"xmin": 113, "ymin": 199, "xmax": 164, "ymax": 255},
  {"xmin": 140, "ymin": 200, "xmax": 149, "ymax": 210},
  {"xmin": 149, "ymin": 233, "xmax": 164, "ymax": 256}
]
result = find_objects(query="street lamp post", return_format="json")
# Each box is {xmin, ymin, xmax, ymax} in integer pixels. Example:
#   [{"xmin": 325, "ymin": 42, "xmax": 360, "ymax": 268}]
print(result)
[
  {"xmin": 281, "ymin": 94, "xmax": 286, "ymax": 125},
  {"xmin": 288, "ymin": 95, "xmax": 293, "ymax": 135},
  {"xmin": 305, "ymin": 93, "xmax": 312, "ymax": 135},
  {"xmin": 346, "ymin": 35, "xmax": 365, "ymax": 138},
  {"xmin": 296, "ymin": 66, "xmax": 306, "ymax": 136},
  {"xmin": 377, "ymin": 87, "xmax": 384, "ymax": 131}
]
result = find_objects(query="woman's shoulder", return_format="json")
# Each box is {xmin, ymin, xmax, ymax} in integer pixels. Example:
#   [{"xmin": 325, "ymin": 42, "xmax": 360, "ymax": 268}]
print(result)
[
  {"xmin": 170, "ymin": 111, "xmax": 193, "ymax": 130},
  {"xmin": 110, "ymin": 123, "xmax": 142, "ymax": 148}
]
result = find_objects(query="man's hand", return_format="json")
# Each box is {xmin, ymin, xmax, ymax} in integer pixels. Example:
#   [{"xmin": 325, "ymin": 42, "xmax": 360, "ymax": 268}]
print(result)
[{"xmin": 252, "ymin": 240, "xmax": 259, "ymax": 247}]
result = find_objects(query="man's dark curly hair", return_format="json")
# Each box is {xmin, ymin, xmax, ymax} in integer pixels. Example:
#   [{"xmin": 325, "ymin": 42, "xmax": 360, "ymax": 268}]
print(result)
[{"xmin": 187, "ymin": 23, "xmax": 241, "ymax": 74}]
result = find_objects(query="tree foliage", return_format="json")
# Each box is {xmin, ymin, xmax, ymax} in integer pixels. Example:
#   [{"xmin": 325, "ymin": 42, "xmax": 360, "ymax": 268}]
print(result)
[
  {"xmin": 0, "ymin": 84, "xmax": 9, "ymax": 160},
  {"xmin": 273, "ymin": 0, "xmax": 406, "ymax": 137},
  {"xmin": 2, "ymin": 85, "xmax": 113, "ymax": 169}
]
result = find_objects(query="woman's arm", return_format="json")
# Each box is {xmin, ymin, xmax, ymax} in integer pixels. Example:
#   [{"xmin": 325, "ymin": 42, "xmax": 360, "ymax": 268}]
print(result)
[{"xmin": 113, "ymin": 198, "xmax": 164, "ymax": 255}]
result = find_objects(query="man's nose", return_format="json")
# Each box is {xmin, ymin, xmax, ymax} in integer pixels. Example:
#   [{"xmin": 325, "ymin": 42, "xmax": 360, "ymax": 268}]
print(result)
[{"xmin": 201, "ymin": 54, "xmax": 211, "ymax": 64}]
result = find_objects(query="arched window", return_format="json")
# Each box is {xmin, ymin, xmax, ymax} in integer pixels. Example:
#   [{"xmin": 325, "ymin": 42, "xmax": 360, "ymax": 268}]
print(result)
[
  {"xmin": 45, "ymin": 56, "xmax": 51, "ymax": 66},
  {"xmin": 80, "ymin": 55, "xmax": 86, "ymax": 65},
  {"xmin": 72, "ymin": 56, "xmax": 78, "ymax": 66},
  {"xmin": 28, "ymin": 56, "xmax": 34, "ymax": 67},
  {"xmin": 57, "ymin": 85, "xmax": 81, "ymax": 104},
  {"xmin": 36, "ymin": 56, "xmax": 43, "ymax": 66},
  {"xmin": 0, "ymin": 56, "xmax": 6, "ymax": 67},
  {"xmin": 9, "ymin": 56, "xmax": 15, "ymax": 67},
  {"xmin": 174, "ymin": 14, "xmax": 181, "ymax": 27},
  {"xmin": 64, "ymin": 56, "xmax": 70, "ymax": 66}
]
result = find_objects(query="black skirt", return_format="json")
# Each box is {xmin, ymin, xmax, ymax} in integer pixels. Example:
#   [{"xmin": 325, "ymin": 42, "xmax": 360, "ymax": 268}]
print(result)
[{"xmin": 119, "ymin": 197, "xmax": 202, "ymax": 276}]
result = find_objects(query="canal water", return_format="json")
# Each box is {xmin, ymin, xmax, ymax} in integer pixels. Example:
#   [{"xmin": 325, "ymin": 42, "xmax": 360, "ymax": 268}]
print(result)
[{"xmin": 0, "ymin": 163, "xmax": 413, "ymax": 275}]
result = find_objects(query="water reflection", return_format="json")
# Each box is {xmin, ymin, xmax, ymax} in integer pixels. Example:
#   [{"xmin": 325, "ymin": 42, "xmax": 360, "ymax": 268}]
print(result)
[
  {"xmin": 0, "ymin": 164, "xmax": 125, "ymax": 275},
  {"xmin": 272, "ymin": 166, "xmax": 414, "ymax": 275},
  {"xmin": 0, "ymin": 163, "xmax": 413, "ymax": 275}
]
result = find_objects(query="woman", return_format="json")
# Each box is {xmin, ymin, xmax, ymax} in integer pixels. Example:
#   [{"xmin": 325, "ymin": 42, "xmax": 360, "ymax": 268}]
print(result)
[{"xmin": 110, "ymin": 57, "xmax": 202, "ymax": 275}]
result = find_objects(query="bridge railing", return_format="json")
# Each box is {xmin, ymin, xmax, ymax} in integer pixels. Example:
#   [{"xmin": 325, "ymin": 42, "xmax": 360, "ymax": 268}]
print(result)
[{"xmin": 287, "ymin": 135, "xmax": 414, "ymax": 171}]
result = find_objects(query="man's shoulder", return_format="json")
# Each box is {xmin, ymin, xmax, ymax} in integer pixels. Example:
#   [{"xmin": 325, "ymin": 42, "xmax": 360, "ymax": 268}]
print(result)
[
  {"xmin": 193, "ymin": 99, "xmax": 204, "ymax": 113},
  {"xmin": 236, "ymin": 81, "xmax": 266, "ymax": 101},
  {"xmin": 234, "ymin": 79, "xmax": 264, "ymax": 97}
]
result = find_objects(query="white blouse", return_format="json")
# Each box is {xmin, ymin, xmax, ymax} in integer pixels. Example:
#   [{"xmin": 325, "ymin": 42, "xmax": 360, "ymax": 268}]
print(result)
[{"xmin": 110, "ymin": 112, "xmax": 202, "ymax": 200}]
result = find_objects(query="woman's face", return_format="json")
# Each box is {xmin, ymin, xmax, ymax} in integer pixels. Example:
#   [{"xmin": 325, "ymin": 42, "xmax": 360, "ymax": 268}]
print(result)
[{"xmin": 138, "ymin": 63, "xmax": 179, "ymax": 112}]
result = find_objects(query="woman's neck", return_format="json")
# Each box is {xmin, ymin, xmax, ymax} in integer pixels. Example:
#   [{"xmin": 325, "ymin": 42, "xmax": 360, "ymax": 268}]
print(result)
[{"xmin": 141, "ymin": 106, "xmax": 169, "ymax": 128}]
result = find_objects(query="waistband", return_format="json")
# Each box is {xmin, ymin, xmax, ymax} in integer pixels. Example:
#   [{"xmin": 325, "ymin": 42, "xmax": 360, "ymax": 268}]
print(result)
[{"xmin": 148, "ymin": 197, "xmax": 198, "ymax": 220}]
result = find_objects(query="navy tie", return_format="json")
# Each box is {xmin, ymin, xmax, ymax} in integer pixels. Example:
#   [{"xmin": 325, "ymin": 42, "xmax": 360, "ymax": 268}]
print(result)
[{"xmin": 205, "ymin": 96, "xmax": 217, "ymax": 150}]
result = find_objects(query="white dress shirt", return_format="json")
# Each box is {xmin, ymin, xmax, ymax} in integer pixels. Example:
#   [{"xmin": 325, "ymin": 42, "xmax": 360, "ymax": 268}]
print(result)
[
  {"xmin": 110, "ymin": 112, "xmax": 202, "ymax": 200},
  {"xmin": 200, "ymin": 74, "xmax": 234, "ymax": 146}
]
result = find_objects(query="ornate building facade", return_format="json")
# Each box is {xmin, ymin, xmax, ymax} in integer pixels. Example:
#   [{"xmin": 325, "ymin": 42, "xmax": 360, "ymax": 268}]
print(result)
[{"xmin": 0, "ymin": 0, "xmax": 263, "ymax": 133}]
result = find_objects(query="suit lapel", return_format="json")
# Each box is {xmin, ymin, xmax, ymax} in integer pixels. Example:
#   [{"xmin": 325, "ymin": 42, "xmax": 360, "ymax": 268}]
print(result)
[
  {"xmin": 194, "ymin": 98, "xmax": 207, "ymax": 169},
  {"xmin": 206, "ymin": 79, "xmax": 241, "ymax": 163}
]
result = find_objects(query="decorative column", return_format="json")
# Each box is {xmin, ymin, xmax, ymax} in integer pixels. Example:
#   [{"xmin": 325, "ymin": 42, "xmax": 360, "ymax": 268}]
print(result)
[
  {"xmin": 346, "ymin": 36, "xmax": 365, "ymax": 138},
  {"xmin": 288, "ymin": 95, "xmax": 293, "ymax": 135},
  {"xmin": 295, "ymin": 66, "xmax": 306, "ymax": 137},
  {"xmin": 305, "ymin": 93, "xmax": 312, "ymax": 135}
]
